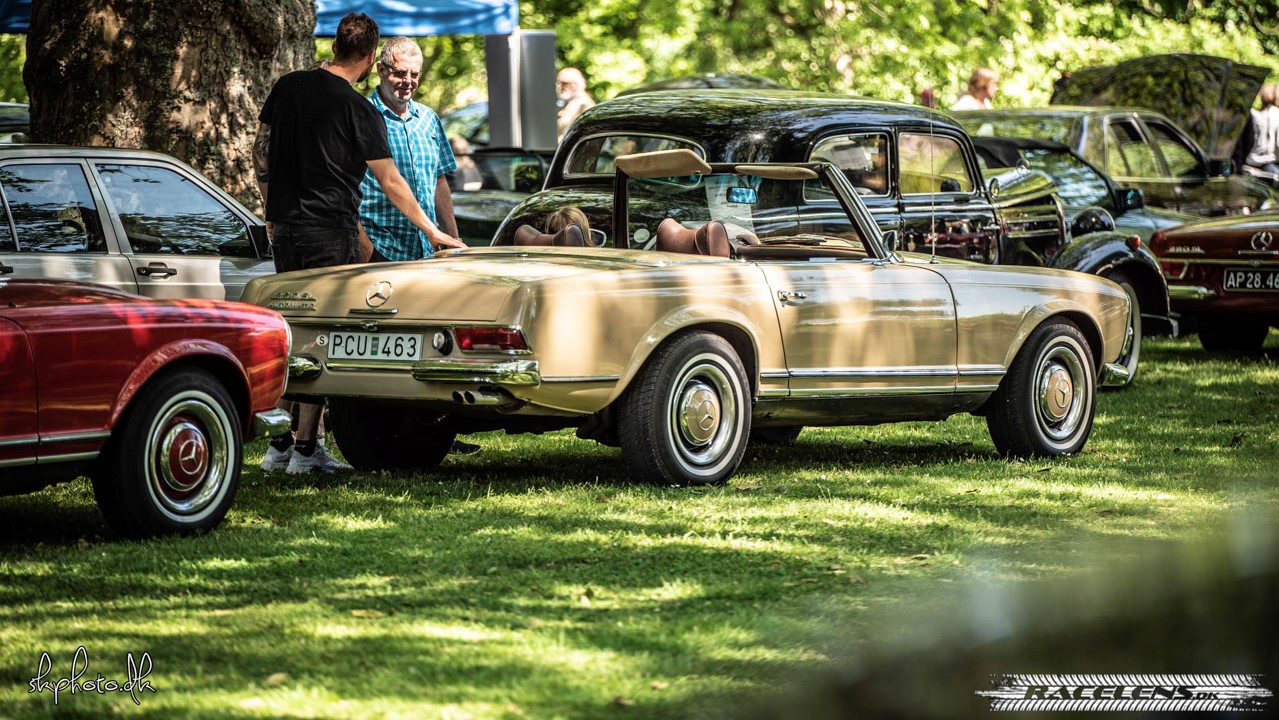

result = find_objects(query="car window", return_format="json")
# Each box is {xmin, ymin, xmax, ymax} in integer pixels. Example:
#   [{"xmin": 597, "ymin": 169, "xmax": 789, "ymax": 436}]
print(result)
[
  {"xmin": 1107, "ymin": 119, "xmax": 1163, "ymax": 178},
  {"xmin": 563, "ymin": 135, "xmax": 703, "ymax": 178},
  {"xmin": 0, "ymin": 163, "xmax": 106, "ymax": 253},
  {"xmin": 898, "ymin": 134, "xmax": 974, "ymax": 194},
  {"xmin": 808, "ymin": 134, "xmax": 889, "ymax": 197},
  {"xmin": 1144, "ymin": 122, "xmax": 1200, "ymax": 177},
  {"xmin": 1017, "ymin": 148, "xmax": 1111, "ymax": 207},
  {"xmin": 94, "ymin": 163, "xmax": 253, "ymax": 257},
  {"xmin": 961, "ymin": 115, "xmax": 1078, "ymax": 146}
]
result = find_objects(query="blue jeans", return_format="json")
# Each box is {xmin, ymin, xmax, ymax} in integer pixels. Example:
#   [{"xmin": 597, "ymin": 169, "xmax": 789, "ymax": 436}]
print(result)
[{"xmin": 271, "ymin": 224, "xmax": 359, "ymax": 272}]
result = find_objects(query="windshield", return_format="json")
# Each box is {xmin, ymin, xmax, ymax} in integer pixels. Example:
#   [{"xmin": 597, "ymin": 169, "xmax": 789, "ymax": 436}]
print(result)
[
  {"xmin": 622, "ymin": 169, "xmax": 870, "ymax": 258},
  {"xmin": 1014, "ymin": 148, "xmax": 1111, "ymax": 208},
  {"xmin": 960, "ymin": 115, "xmax": 1079, "ymax": 147}
]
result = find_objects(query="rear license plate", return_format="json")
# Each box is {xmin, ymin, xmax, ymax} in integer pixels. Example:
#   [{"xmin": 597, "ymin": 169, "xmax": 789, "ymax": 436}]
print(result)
[
  {"xmin": 1223, "ymin": 268, "xmax": 1279, "ymax": 292},
  {"xmin": 327, "ymin": 332, "xmax": 422, "ymax": 361}
]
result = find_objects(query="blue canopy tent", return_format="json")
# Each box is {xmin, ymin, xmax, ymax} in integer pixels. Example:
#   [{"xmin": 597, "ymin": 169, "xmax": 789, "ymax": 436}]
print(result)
[{"xmin": 0, "ymin": 0, "xmax": 518, "ymax": 36}]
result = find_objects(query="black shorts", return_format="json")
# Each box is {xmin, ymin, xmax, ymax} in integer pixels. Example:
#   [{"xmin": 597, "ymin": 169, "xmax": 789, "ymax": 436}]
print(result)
[{"xmin": 271, "ymin": 224, "xmax": 359, "ymax": 272}]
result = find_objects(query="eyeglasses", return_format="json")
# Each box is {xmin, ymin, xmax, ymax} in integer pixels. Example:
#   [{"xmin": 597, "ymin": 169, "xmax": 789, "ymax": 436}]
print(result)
[{"xmin": 382, "ymin": 64, "xmax": 421, "ymax": 81}]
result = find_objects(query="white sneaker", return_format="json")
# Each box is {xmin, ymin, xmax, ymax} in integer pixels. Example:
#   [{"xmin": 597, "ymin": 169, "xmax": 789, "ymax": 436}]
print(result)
[
  {"xmin": 285, "ymin": 444, "xmax": 353, "ymax": 474},
  {"xmin": 260, "ymin": 444, "xmax": 293, "ymax": 472}
]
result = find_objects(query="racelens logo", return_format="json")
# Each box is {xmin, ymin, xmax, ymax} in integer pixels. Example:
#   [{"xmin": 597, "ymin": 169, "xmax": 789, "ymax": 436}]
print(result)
[{"xmin": 976, "ymin": 674, "xmax": 1272, "ymax": 712}]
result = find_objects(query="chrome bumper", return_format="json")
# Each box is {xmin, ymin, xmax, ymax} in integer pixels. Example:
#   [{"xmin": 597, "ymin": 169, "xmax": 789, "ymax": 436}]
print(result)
[
  {"xmin": 1167, "ymin": 285, "xmax": 1216, "ymax": 302},
  {"xmin": 1100, "ymin": 362, "xmax": 1131, "ymax": 388},
  {"xmin": 252, "ymin": 409, "xmax": 293, "ymax": 438},
  {"xmin": 412, "ymin": 359, "xmax": 541, "ymax": 386},
  {"xmin": 285, "ymin": 354, "xmax": 541, "ymax": 387}
]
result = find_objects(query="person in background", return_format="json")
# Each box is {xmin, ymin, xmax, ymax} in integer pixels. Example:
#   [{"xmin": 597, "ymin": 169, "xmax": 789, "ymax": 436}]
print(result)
[
  {"xmin": 952, "ymin": 67, "xmax": 998, "ymax": 110},
  {"xmin": 447, "ymin": 135, "xmax": 484, "ymax": 192},
  {"xmin": 918, "ymin": 86, "xmax": 938, "ymax": 109},
  {"xmin": 254, "ymin": 14, "xmax": 459, "ymax": 474},
  {"xmin": 358, "ymin": 36, "xmax": 466, "ymax": 263},
  {"xmin": 556, "ymin": 67, "xmax": 595, "ymax": 140},
  {"xmin": 1245, "ymin": 83, "xmax": 1279, "ymax": 177},
  {"xmin": 544, "ymin": 206, "xmax": 592, "ymax": 244},
  {"xmin": 358, "ymin": 36, "xmax": 479, "ymax": 455}
]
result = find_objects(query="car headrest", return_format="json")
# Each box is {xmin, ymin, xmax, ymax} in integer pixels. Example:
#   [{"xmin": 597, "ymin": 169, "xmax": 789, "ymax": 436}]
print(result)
[
  {"xmin": 655, "ymin": 218, "xmax": 730, "ymax": 258},
  {"xmin": 513, "ymin": 224, "xmax": 586, "ymax": 247}
]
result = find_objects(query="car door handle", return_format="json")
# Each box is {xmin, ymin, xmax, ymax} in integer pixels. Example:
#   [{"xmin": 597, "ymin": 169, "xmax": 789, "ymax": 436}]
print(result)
[
  {"xmin": 137, "ymin": 265, "xmax": 177, "ymax": 277},
  {"xmin": 777, "ymin": 290, "xmax": 807, "ymax": 303}
]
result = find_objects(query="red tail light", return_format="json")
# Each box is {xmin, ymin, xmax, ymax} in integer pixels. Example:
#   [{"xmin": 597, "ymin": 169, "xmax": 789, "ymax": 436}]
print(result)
[
  {"xmin": 454, "ymin": 326, "xmax": 529, "ymax": 352},
  {"xmin": 1159, "ymin": 260, "xmax": 1188, "ymax": 280},
  {"xmin": 1148, "ymin": 230, "xmax": 1166, "ymax": 254}
]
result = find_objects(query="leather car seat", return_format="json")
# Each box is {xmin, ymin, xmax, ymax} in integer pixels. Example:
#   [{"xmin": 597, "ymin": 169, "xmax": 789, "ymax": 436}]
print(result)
[
  {"xmin": 655, "ymin": 218, "xmax": 730, "ymax": 257},
  {"xmin": 513, "ymin": 224, "xmax": 587, "ymax": 247}
]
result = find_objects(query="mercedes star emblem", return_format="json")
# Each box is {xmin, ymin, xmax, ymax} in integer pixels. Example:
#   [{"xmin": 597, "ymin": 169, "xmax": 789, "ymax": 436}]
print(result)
[
  {"xmin": 1251, "ymin": 231, "xmax": 1274, "ymax": 252},
  {"xmin": 365, "ymin": 281, "xmax": 393, "ymax": 308}
]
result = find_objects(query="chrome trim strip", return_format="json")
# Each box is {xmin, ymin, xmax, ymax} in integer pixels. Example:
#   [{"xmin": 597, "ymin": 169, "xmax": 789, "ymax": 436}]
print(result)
[
  {"xmin": 757, "ymin": 388, "xmax": 790, "ymax": 398},
  {"xmin": 1237, "ymin": 250, "xmax": 1279, "ymax": 257},
  {"xmin": 958, "ymin": 365, "xmax": 1006, "ymax": 377},
  {"xmin": 0, "ymin": 435, "xmax": 39, "ymax": 449},
  {"xmin": 789, "ymin": 366, "xmax": 957, "ymax": 379},
  {"xmin": 348, "ymin": 308, "xmax": 399, "ymax": 315},
  {"xmin": 252, "ymin": 409, "xmax": 293, "ymax": 439},
  {"xmin": 1168, "ymin": 285, "xmax": 1217, "ymax": 301},
  {"xmin": 1101, "ymin": 362, "xmax": 1131, "ymax": 388},
  {"xmin": 788, "ymin": 386, "xmax": 960, "ymax": 398},
  {"xmin": 412, "ymin": 359, "xmax": 541, "ymax": 386},
  {"xmin": 540, "ymin": 375, "xmax": 620, "ymax": 383},
  {"xmin": 326, "ymin": 360, "xmax": 418, "ymax": 373},
  {"xmin": 3, "ymin": 450, "xmax": 103, "ymax": 468},
  {"xmin": 40, "ymin": 430, "xmax": 111, "ymax": 445},
  {"xmin": 1171, "ymin": 258, "xmax": 1279, "ymax": 266},
  {"xmin": 759, "ymin": 370, "xmax": 789, "ymax": 379},
  {"xmin": 956, "ymin": 384, "xmax": 1001, "ymax": 393}
]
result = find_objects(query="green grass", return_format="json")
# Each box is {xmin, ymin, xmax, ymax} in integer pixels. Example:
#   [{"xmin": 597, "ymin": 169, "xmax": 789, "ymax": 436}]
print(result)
[{"xmin": 1, "ymin": 335, "xmax": 1277, "ymax": 719}]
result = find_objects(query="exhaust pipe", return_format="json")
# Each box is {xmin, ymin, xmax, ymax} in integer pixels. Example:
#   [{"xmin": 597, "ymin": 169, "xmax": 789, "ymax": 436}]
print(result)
[{"xmin": 452, "ymin": 390, "xmax": 507, "ymax": 406}]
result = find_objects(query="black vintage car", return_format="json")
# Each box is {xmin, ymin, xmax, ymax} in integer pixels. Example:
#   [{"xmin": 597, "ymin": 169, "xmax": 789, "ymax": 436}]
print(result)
[
  {"xmin": 494, "ymin": 90, "xmax": 1173, "ymax": 386},
  {"xmin": 448, "ymin": 147, "xmax": 552, "ymax": 246}
]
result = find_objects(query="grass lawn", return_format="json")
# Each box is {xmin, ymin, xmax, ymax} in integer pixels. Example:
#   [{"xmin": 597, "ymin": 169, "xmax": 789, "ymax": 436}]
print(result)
[{"xmin": 1, "ymin": 335, "xmax": 1276, "ymax": 718}]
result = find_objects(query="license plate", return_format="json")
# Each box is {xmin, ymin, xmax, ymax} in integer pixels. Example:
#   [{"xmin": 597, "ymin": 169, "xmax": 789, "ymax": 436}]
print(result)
[
  {"xmin": 327, "ymin": 332, "xmax": 422, "ymax": 361},
  {"xmin": 1223, "ymin": 268, "xmax": 1279, "ymax": 292}
]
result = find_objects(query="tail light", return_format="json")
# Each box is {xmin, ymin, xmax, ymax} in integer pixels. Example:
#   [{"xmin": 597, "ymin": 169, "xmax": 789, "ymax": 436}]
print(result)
[
  {"xmin": 1159, "ymin": 260, "xmax": 1188, "ymax": 280},
  {"xmin": 454, "ymin": 326, "xmax": 530, "ymax": 353},
  {"xmin": 1148, "ymin": 230, "xmax": 1166, "ymax": 254}
]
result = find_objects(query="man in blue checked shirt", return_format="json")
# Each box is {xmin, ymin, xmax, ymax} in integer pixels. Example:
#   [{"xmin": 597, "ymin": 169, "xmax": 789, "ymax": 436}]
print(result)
[{"xmin": 357, "ymin": 36, "xmax": 464, "ymax": 262}]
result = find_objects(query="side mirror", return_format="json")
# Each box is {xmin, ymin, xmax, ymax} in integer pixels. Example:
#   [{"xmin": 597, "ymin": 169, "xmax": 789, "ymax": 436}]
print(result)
[
  {"xmin": 986, "ymin": 177, "xmax": 1001, "ymax": 198},
  {"xmin": 249, "ymin": 224, "xmax": 272, "ymax": 258},
  {"xmin": 1119, "ymin": 187, "xmax": 1145, "ymax": 211},
  {"xmin": 880, "ymin": 229, "xmax": 899, "ymax": 253},
  {"xmin": 589, "ymin": 228, "xmax": 607, "ymax": 247},
  {"xmin": 1209, "ymin": 159, "xmax": 1233, "ymax": 177}
]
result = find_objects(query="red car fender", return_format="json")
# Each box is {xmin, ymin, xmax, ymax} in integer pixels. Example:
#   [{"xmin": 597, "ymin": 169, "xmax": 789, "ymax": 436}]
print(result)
[{"xmin": 108, "ymin": 339, "xmax": 251, "ymax": 429}]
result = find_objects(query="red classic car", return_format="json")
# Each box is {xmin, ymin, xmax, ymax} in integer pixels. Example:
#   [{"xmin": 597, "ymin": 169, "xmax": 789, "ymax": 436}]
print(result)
[
  {"xmin": 1149, "ymin": 213, "xmax": 1279, "ymax": 351},
  {"xmin": 0, "ymin": 274, "xmax": 291, "ymax": 536}
]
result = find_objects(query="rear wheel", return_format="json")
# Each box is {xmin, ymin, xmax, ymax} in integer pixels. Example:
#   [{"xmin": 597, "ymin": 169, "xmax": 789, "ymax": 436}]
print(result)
[
  {"xmin": 1198, "ymin": 319, "xmax": 1271, "ymax": 353},
  {"xmin": 93, "ymin": 368, "xmax": 241, "ymax": 537},
  {"xmin": 1103, "ymin": 270, "xmax": 1141, "ymax": 389},
  {"xmin": 986, "ymin": 320, "xmax": 1097, "ymax": 458},
  {"xmin": 618, "ymin": 331, "xmax": 751, "ymax": 486},
  {"xmin": 328, "ymin": 399, "xmax": 455, "ymax": 471}
]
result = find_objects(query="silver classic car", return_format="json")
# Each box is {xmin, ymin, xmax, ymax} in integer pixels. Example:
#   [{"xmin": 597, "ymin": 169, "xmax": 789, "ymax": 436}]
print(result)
[{"xmin": 241, "ymin": 151, "xmax": 1132, "ymax": 486}]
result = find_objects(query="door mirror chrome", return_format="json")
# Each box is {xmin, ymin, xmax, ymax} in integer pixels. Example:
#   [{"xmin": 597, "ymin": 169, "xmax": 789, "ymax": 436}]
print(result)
[
  {"xmin": 987, "ymin": 177, "xmax": 1001, "ymax": 198},
  {"xmin": 880, "ymin": 229, "xmax": 899, "ymax": 253}
]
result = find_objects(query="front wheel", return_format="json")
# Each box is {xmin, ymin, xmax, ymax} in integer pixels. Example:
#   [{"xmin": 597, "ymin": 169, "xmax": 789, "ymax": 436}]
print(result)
[
  {"xmin": 986, "ymin": 320, "xmax": 1097, "ymax": 458},
  {"xmin": 328, "ymin": 399, "xmax": 455, "ymax": 471},
  {"xmin": 1103, "ymin": 270, "xmax": 1141, "ymax": 389},
  {"xmin": 618, "ymin": 331, "xmax": 751, "ymax": 486},
  {"xmin": 93, "ymin": 368, "xmax": 241, "ymax": 537}
]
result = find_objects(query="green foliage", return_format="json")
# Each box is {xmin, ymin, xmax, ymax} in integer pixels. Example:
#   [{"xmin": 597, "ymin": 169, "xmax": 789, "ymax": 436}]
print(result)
[{"xmin": 0, "ymin": 34, "xmax": 25, "ymax": 102}]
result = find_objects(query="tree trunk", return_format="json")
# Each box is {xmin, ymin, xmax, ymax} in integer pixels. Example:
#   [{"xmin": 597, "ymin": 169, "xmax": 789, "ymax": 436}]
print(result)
[{"xmin": 25, "ymin": 0, "xmax": 316, "ymax": 213}]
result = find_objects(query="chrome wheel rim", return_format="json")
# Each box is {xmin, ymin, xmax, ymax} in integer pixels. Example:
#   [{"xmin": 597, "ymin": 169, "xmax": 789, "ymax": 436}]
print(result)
[
  {"xmin": 1035, "ymin": 341, "xmax": 1088, "ymax": 443},
  {"xmin": 147, "ymin": 392, "xmax": 231, "ymax": 518},
  {"xmin": 667, "ymin": 353, "xmax": 741, "ymax": 473}
]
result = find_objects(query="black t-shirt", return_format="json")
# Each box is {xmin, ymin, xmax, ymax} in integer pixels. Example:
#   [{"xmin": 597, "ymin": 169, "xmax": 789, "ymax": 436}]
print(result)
[{"xmin": 258, "ymin": 68, "xmax": 391, "ymax": 228}]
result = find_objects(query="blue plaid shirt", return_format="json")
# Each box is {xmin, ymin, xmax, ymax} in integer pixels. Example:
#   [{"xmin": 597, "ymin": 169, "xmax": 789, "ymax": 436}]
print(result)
[{"xmin": 359, "ymin": 92, "xmax": 457, "ymax": 260}]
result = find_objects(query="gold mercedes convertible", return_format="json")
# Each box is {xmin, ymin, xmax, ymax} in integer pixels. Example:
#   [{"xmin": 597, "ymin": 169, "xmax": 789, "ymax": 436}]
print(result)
[{"xmin": 241, "ymin": 150, "xmax": 1132, "ymax": 486}]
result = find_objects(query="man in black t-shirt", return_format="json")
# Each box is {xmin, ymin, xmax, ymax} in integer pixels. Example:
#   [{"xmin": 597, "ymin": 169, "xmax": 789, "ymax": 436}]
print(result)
[{"xmin": 252, "ymin": 12, "xmax": 466, "ymax": 475}]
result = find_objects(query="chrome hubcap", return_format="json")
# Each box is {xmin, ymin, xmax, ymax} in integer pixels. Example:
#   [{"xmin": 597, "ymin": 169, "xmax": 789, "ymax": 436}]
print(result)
[
  {"xmin": 1039, "ymin": 366, "xmax": 1074, "ymax": 422},
  {"xmin": 148, "ymin": 395, "xmax": 229, "ymax": 516},
  {"xmin": 678, "ymin": 381, "xmax": 720, "ymax": 446}
]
